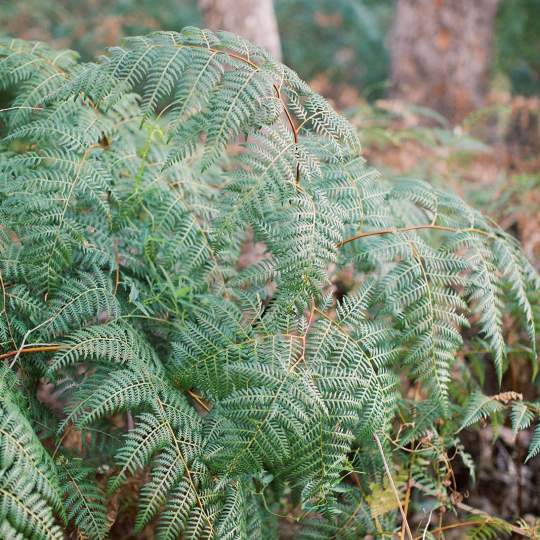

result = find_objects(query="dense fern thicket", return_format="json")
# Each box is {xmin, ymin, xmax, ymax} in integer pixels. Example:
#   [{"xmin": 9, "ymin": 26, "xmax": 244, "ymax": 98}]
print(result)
[{"xmin": 0, "ymin": 30, "xmax": 539, "ymax": 539}]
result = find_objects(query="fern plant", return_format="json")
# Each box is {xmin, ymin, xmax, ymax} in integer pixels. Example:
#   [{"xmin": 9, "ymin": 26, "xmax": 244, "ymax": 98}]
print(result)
[{"xmin": 0, "ymin": 29, "xmax": 538, "ymax": 539}]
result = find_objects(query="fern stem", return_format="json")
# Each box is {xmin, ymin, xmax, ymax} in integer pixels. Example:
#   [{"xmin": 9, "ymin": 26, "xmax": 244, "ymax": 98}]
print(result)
[
  {"xmin": 154, "ymin": 395, "xmax": 215, "ymax": 535},
  {"xmin": 0, "ymin": 344, "xmax": 61, "ymax": 360},
  {"xmin": 272, "ymin": 84, "xmax": 300, "ymax": 185},
  {"xmin": 337, "ymin": 224, "xmax": 494, "ymax": 248},
  {"xmin": 187, "ymin": 389, "xmax": 211, "ymax": 412},
  {"xmin": 201, "ymin": 44, "xmax": 301, "ymax": 184}
]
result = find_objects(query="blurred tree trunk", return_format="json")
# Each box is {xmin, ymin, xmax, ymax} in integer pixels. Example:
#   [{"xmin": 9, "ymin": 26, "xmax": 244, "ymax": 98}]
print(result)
[
  {"xmin": 390, "ymin": 0, "xmax": 499, "ymax": 123},
  {"xmin": 198, "ymin": 0, "xmax": 282, "ymax": 61}
]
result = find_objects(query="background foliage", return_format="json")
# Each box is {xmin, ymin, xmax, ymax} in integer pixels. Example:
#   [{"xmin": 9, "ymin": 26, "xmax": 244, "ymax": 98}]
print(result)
[{"xmin": 2, "ymin": 0, "xmax": 539, "ymax": 98}]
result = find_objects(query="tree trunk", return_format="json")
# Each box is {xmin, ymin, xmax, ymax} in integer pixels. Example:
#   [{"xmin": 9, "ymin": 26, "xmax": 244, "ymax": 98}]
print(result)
[
  {"xmin": 390, "ymin": 0, "xmax": 499, "ymax": 123},
  {"xmin": 198, "ymin": 0, "xmax": 282, "ymax": 61}
]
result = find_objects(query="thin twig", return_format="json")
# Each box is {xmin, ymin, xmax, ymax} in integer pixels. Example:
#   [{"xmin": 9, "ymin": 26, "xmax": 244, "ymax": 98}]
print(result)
[
  {"xmin": 413, "ymin": 519, "xmax": 495, "ymax": 540},
  {"xmin": 412, "ymin": 481, "xmax": 530, "ymax": 538},
  {"xmin": 373, "ymin": 432, "xmax": 414, "ymax": 540},
  {"xmin": 0, "ymin": 106, "xmax": 44, "ymax": 113}
]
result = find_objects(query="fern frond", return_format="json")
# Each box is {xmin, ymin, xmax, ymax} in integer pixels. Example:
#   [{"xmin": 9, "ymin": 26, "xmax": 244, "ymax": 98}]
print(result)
[
  {"xmin": 526, "ymin": 423, "xmax": 540, "ymax": 462},
  {"xmin": 57, "ymin": 458, "xmax": 108, "ymax": 539},
  {"xmin": 450, "ymin": 232, "xmax": 507, "ymax": 381},
  {"xmin": 459, "ymin": 391, "xmax": 505, "ymax": 431},
  {"xmin": 465, "ymin": 516, "xmax": 512, "ymax": 539},
  {"xmin": 510, "ymin": 401, "xmax": 534, "ymax": 433},
  {"xmin": 0, "ymin": 368, "xmax": 63, "ymax": 539}
]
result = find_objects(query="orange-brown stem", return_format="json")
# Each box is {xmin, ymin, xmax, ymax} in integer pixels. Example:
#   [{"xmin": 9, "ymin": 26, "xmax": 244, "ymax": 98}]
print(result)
[
  {"xmin": 413, "ymin": 520, "xmax": 491, "ymax": 540},
  {"xmin": 211, "ymin": 46, "xmax": 300, "ymax": 184},
  {"xmin": 0, "ymin": 345, "xmax": 61, "ymax": 360},
  {"xmin": 272, "ymin": 84, "xmax": 300, "ymax": 184},
  {"xmin": 337, "ymin": 224, "xmax": 493, "ymax": 248},
  {"xmin": 187, "ymin": 390, "xmax": 211, "ymax": 412}
]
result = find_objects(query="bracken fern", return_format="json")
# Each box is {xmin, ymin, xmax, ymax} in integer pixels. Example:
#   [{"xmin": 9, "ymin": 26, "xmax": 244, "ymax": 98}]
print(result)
[{"xmin": 0, "ymin": 29, "xmax": 539, "ymax": 539}]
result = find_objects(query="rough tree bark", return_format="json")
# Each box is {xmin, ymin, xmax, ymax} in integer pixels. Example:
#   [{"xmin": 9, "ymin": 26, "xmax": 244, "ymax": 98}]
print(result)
[
  {"xmin": 390, "ymin": 0, "xmax": 499, "ymax": 123},
  {"xmin": 198, "ymin": 0, "xmax": 282, "ymax": 61}
]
